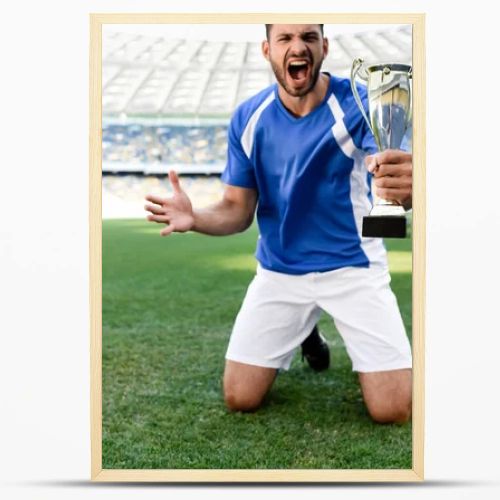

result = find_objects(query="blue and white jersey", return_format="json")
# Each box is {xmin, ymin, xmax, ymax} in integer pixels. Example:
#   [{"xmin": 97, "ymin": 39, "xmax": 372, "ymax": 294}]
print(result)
[{"xmin": 221, "ymin": 73, "xmax": 388, "ymax": 275}]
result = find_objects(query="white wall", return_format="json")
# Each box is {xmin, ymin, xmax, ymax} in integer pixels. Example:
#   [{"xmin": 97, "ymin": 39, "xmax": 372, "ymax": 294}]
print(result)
[{"xmin": 1, "ymin": 1, "xmax": 499, "ymax": 499}]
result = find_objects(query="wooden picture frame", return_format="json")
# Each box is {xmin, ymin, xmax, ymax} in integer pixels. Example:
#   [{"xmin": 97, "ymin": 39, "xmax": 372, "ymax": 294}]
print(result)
[{"xmin": 90, "ymin": 12, "xmax": 425, "ymax": 482}]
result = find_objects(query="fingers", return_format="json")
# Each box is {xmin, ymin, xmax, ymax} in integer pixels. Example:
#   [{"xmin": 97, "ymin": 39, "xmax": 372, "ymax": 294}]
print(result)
[
  {"xmin": 146, "ymin": 214, "xmax": 170, "ymax": 223},
  {"xmin": 372, "ymin": 171, "xmax": 412, "ymax": 207},
  {"xmin": 145, "ymin": 211, "xmax": 176, "ymax": 236},
  {"xmin": 366, "ymin": 155, "xmax": 412, "ymax": 179},
  {"xmin": 144, "ymin": 198, "xmax": 176, "ymax": 235},
  {"xmin": 365, "ymin": 150, "xmax": 412, "ymax": 174},
  {"xmin": 373, "ymin": 149, "xmax": 412, "ymax": 165},
  {"xmin": 145, "ymin": 194, "xmax": 167, "ymax": 206},
  {"xmin": 373, "ymin": 162, "xmax": 412, "ymax": 178},
  {"xmin": 373, "ymin": 175, "xmax": 412, "ymax": 189},
  {"xmin": 145, "ymin": 172, "xmax": 182, "ymax": 213},
  {"xmin": 160, "ymin": 224, "xmax": 175, "ymax": 237},
  {"xmin": 144, "ymin": 203, "xmax": 165, "ymax": 216},
  {"xmin": 366, "ymin": 150, "xmax": 413, "ymax": 208},
  {"xmin": 365, "ymin": 154, "xmax": 378, "ymax": 174},
  {"xmin": 168, "ymin": 170, "xmax": 182, "ymax": 194},
  {"xmin": 146, "ymin": 212, "xmax": 175, "ymax": 236},
  {"xmin": 145, "ymin": 177, "xmax": 183, "ymax": 236}
]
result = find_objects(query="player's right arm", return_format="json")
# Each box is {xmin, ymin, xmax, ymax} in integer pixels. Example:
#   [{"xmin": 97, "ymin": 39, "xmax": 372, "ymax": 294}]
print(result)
[{"xmin": 145, "ymin": 170, "xmax": 257, "ymax": 237}]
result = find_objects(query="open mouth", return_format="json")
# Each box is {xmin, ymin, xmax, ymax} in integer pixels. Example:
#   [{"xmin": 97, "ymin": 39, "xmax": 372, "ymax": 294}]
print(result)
[{"xmin": 287, "ymin": 59, "xmax": 310, "ymax": 82}]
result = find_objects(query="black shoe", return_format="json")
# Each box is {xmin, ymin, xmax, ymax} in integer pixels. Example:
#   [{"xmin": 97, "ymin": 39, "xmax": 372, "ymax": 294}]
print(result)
[{"xmin": 301, "ymin": 326, "xmax": 330, "ymax": 372}]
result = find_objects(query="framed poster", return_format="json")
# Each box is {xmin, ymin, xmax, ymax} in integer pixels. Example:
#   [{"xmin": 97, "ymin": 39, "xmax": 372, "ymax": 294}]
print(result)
[{"xmin": 90, "ymin": 13, "xmax": 425, "ymax": 482}]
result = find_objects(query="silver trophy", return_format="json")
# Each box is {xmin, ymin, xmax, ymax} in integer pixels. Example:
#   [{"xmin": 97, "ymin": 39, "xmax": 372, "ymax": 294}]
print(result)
[{"xmin": 350, "ymin": 58, "xmax": 412, "ymax": 238}]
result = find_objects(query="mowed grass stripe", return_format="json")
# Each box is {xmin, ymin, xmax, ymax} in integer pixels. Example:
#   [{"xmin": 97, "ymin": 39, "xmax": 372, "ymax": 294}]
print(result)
[{"xmin": 102, "ymin": 219, "xmax": 412, "ymax": 469}]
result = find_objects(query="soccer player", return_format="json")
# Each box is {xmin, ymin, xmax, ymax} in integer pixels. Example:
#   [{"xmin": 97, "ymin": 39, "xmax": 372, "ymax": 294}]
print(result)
[{"xmin": 145, "ymin": 24, "xmax": 413, "ymax": 424}]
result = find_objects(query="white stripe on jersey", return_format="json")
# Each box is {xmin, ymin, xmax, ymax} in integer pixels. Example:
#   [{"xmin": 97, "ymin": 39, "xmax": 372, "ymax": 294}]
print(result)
[
  {"xmin": 327, "ymin": 93, "xmax": 388, "ymax": 268},
  {"xmin": 241, "ymin": 91, "xmax": 275, "ymax": 158}
]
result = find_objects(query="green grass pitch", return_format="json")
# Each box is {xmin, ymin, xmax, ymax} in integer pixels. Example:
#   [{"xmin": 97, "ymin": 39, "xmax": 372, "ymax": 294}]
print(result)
[{"xmin": 102, "ymin": 219, "xmax": 412, "ymax": 469}]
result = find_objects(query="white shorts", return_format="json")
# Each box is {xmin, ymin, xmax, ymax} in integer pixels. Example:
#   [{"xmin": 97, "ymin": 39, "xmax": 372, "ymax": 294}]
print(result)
[{"xmin": 225, "ymin": 264, "xmax": 412, "ymax": 372}]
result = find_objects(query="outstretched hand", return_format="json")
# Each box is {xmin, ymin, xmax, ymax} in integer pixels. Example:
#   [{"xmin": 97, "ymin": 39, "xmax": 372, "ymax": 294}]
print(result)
[
  {"xmin": 365, "ymin": 150, "xmax": 412, "ymax": 210},
  {"xmin": 144, "ymin": 171, "xmax": 194, "ymax": 236}
]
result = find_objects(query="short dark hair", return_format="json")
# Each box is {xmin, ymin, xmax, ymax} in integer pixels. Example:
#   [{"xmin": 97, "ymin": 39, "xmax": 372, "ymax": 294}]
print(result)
[{"xmin": 265, "ymin": 24, "xmax": 324, "ymax": 40}]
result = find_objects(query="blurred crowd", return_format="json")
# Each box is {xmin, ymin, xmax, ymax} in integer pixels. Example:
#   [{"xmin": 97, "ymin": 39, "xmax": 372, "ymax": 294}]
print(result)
[{"xmin": 102, "ymin": 124, "xmax": 228, "ymax": 165}]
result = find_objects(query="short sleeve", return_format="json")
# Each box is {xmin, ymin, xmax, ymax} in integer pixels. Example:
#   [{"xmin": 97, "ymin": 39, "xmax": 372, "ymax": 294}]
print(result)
[{"xmin": 221, "ymin": 113, "xmax": 257, "ymax": 189}]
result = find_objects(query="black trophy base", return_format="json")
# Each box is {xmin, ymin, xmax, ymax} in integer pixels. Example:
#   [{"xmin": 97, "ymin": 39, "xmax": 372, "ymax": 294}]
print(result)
[{"xmin": 362, "ymin": 215, "xmax": 407, "ymax": 238}]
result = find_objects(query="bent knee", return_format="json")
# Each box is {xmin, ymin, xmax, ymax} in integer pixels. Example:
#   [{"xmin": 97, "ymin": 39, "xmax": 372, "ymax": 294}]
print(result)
[
  {"xmin": 223, "ymin": 361, "xmax": 276, "ymax": 412},
  {"xmin": 368, "ymin": 401, "xmax": 412, "ymax": 424},
  {"xmin": 224, "ymin": 389, "xmax": 264, "ymax": 412}
]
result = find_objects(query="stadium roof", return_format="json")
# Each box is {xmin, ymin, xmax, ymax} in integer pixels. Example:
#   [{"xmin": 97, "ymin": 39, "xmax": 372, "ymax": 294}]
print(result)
[{"xmin": 103, "ymin": 26, "xmax": 412, "ymax": 119}]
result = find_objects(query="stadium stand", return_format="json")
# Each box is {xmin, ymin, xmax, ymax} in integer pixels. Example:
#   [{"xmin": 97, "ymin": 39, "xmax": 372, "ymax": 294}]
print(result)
[
  {"xmin": 102, "ymin": 26, "xmax": 411, "ymax": 118},
  {"xmin": 102, "ymin": 124, "xmax": 228, "ymax": 174}
]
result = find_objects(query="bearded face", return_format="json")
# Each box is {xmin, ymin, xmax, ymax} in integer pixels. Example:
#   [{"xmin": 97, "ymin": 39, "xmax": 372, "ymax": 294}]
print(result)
[{"xmin": 263, "ymin": 25, "xmax": 328, "ymax": 98}]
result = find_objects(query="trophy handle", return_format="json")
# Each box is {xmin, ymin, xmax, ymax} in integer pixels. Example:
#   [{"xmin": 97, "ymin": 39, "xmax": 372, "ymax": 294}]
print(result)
[
  {"xmin": 406, "ymin": 67, "xmax": 413, "ymax": 130},
  {"xmin": 350, "ymin": 58, "xmax": 374, "ymax": 137}
]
